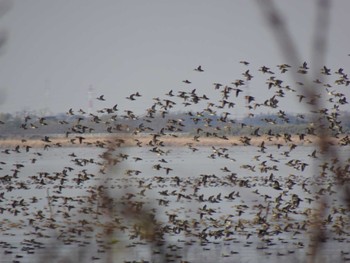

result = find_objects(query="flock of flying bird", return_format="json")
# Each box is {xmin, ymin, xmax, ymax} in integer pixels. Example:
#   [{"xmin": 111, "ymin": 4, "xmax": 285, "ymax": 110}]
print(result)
[{"xmin": 0, "ymin": 61, "xmax": 349, "ymax": 263}]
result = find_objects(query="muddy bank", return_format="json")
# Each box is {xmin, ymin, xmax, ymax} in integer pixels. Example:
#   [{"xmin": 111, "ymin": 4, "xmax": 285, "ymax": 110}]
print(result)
[{"xmin": 0, "ymin": 133, "xmax": 334, "ymax": 149}]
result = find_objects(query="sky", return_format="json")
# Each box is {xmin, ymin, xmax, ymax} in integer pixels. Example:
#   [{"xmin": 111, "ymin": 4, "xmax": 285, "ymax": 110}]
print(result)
[{"xmin": 0, "ymin": 0, "xmax": 349, "ymax": 117}]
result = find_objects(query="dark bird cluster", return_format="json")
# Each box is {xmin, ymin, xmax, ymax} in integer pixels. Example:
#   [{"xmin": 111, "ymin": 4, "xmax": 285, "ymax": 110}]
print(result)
[{"xmin": 0, "ymin": 61, "xmax": 349, "ymax": 263}]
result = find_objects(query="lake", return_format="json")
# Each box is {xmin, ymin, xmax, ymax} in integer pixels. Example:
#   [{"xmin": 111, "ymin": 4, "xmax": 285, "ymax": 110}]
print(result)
[{"xmin": 0, "ymin": 143, "xmax": 349, "ymax": 263}]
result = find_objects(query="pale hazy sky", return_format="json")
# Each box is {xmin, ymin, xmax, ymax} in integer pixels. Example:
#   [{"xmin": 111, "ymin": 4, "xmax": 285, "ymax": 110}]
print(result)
[{"xmin": 0, "ymin": 0, "xmax": 349, "ymax": 116}]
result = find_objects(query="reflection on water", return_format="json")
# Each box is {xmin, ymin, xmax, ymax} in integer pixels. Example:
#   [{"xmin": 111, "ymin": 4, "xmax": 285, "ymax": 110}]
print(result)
[{"xmin": 0, "ymin": 145, "xmax": 349, "ymax": 262}]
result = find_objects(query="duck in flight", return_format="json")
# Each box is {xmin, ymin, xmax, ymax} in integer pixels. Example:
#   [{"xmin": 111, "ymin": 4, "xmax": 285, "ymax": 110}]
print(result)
[
  {"xmin": 194, "ymin": 65, "xmax": 204, "ymax": 72},
  {"xmin": 96, "ymin": 95, "xmax": 105, "ymax": 101}
]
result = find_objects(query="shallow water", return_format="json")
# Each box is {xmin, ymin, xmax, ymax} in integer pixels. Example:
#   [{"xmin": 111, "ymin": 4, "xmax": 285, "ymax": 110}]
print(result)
[{"xmin": 0, "ymin": 144, "xmax": 349, "ymax": 262}]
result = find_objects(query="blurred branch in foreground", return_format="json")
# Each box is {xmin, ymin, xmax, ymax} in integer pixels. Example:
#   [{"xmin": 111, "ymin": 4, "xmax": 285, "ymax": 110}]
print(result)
[
  {"xmin": 256, "ymin": 1, "xmax": 349, "ymax": 263},
  {"xmin": 0, "ymin": 0, "xmax": 11, "ymax": 107}
]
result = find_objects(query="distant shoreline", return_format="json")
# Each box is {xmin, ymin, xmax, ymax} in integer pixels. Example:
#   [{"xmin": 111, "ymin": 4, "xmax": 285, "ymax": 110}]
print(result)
[{"xmin": 0, "ymin": 133, "xmax": 342, "ymax": 148}]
